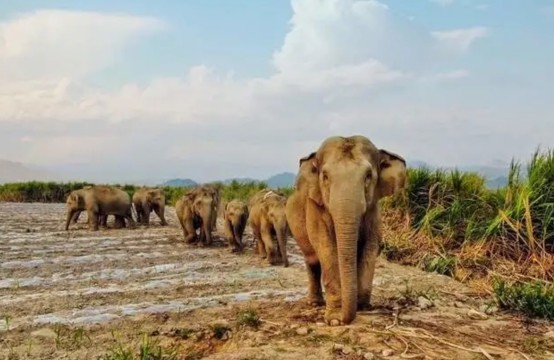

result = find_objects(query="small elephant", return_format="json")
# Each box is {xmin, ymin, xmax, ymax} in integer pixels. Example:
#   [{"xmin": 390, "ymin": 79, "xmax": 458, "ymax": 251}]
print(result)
[
  {"xmin": 132, "ymin": 188, "xmax": 168, "ymax": 226},
  {"xmin": 223, "ymin": 199, "xmax": 249, "ymax": 252},
  {"xmin": 175, "ymin": 185, "xmax": 219, "ymax": 245},
  {"xmin": 285, "ymin": 135, "xmax": 407, "ymax": 326},
  {"xmin": 248, "ymin": 189, "xmax": 289, "ymax": 267},
  {"xmin": 65, "ymin": 185, "xmax": 136, "ymax": 231}
]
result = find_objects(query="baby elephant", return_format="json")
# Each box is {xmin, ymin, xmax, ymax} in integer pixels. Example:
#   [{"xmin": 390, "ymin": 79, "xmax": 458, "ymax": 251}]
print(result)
[
  {"xmin": 248, "ymin": 190, "xmax": 289, "ymax": 267},
  {"xmin": 223, "ymin": 199, "xmax": 249, "ymax": 252},
  {"xmin": 132, "ymin": 188, "xmax": 168, "ymax": 226}
]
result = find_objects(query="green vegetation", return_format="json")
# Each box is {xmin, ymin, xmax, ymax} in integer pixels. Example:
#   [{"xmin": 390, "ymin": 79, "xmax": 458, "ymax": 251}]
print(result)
[
  {"xmin": 236, "ymin": 308, "xmax": 261, "ymax": 329},
  {"xmin": 382, "ymin": 148, "xmax": 554, "ymax": 319},
  {"xmin": 493, "ymin": 279, "xmax": 554, "ymax": 320},
  {"xmin": 103, "ymin": 334, "xmax": 182, "ymax": 360}
]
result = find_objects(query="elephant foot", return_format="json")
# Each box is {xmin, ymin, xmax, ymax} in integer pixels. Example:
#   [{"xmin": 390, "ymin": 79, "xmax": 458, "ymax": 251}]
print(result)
[
  {"xmin": 306, "ymin": 296, "xmax": 325, "ymax": 307},
  {"xmin": 324, "ymin": 308, "xmax": 344, "ymax": 326}
]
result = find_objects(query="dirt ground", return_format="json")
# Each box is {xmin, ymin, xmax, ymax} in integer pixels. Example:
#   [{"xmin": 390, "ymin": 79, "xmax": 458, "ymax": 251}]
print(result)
[{"xmin": 1, "ymin": 203, "xmax": 553, "ymax": 360}]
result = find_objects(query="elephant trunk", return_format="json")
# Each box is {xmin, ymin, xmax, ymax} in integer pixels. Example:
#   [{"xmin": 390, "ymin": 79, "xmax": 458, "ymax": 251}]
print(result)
[
  {"xmin": 65, "ymin": 210, "xmax": 74, "ymax": 231},
  {"xmin": 200, "ymin": 206, "xmax": 214, "ymax": 245},
  {"xmin": 330, "ymin": 195, "xmax": 365, "ymax": 325}
]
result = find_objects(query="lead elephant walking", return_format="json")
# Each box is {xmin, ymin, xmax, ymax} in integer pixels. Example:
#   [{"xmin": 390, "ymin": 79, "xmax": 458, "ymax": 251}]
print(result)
[
  {"xmin": 65, "ymin": 186, "xmax": 136, "ymax": 231},
  {"xmin": 285, "ymin": 135, "xmax": 407, "ymax": 326}
]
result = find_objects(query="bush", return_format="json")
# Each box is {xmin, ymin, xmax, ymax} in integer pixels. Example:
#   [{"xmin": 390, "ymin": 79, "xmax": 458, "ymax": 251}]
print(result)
[{"xmin": 493, "ymin": 279, "xmax": 554, "ymax": 320}]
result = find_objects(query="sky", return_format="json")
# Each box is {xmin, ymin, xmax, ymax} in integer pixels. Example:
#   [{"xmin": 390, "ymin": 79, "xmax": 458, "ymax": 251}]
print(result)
[{"xmin": 0, "ymin": 0, "xmax": 553, "ymax": 182}]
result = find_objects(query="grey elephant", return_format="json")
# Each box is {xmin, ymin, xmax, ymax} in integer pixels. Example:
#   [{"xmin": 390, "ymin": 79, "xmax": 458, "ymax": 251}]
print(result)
[
  {"xmin": 248, "ymin": 189, "xmax": 289, "ymax": 267},
  {"xmin": 132, "ymin": 188, "xmax": 168, "ymax": 226},
  {"xmin": 285, "ymin": 135, "xmax": 407, "ymax": 326},
  {"xmin": 223, "ymin": 199, "xmax": 249, "ymax": 252},
  {"xmin": 65, "ymin": 185, "xmax": 136, "ymax": 231},
  {"xmin": 175, "ymin": 185, "xmax": 219, "ymax": 245}
]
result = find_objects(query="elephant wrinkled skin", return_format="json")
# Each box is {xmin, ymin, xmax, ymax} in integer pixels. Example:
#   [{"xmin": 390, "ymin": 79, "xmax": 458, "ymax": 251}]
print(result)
[
  {"xmin": 175, "ymin": 185, "xmax": 220, "ymax": 246},
  {"xmin": 223, "ymin": 199, "xmax": 249, "ymax": 252},
  {"xmin": 285, "ymin": 135, "xmax": 407, "ymax": 326},
  {"xmin": 249, "ymin": 189, "xmax": 289, "ymax": 267},
  {"xmin": 132, "ymin": 188, "xmax": 168, "ymax": 226},
  {"xmin": 65, "ymin": 186, "xmax": 136, "ymax": 231}
]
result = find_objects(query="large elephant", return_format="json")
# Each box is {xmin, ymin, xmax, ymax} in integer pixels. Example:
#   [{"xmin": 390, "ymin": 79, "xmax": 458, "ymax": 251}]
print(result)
[
  {"xmin": 132, "ymin": 188, "xmax": 168, "ymax": 226},
  {"xmin": 65, "ymin": 185, "xmax": 136, "ymax": 231},
  {"xmin": 223, "ymin": 199, "xmax": 249, "ymax": 252},
  {"xmin": 175, "ymin": 185, "xmax": 219, "ymax": 245},
  {"xmin": 249, "ymin": 189, "xmax": 289, "ymax": 267},
  {"xmin": 285, "ymin": 135, "xmax": 407, "ymax": 326}
]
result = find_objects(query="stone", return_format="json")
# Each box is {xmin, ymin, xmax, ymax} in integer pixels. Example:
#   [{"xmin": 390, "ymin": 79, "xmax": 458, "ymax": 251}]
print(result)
[
  {"xmin": 296, "ymin": 327, "xmax": 309, "ymax": 335},
  {"xmin": 363, "ymin": 353, "xmax": 376, "ymax": 360},
  {"xmin": 382, "ymin": 349, "xmax": 394, "ymax": 357},
  {"xmin": 467, "ymin": 309, "xmax": 488, "ymax": 320},
  {"xmin": 544, "ymin": 330, "xmax": 554, "ymax": 339},
  {"xmin": 417, "ymin": 296, "xmax": 433, "ymax": 310}
]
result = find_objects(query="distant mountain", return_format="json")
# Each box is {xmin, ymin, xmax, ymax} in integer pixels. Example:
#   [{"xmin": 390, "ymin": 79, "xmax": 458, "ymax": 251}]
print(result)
[
  {"xmin": 266, "ymin": 172, "xmax": 295, "ymax": 188},
  {"xmin": 162, "ymin": 178, "xmax": 198, "ymax": 187},
  {"xmin": 0, "ymin": 160, "xmax": 60, "ymax": 184},
  {"xmin": 221, "ymin": 177, "xmax": 258, "ymax": 185},
  {"xmin": 486, "ymin": 176, "xmax": 509, "ymax": 189}
]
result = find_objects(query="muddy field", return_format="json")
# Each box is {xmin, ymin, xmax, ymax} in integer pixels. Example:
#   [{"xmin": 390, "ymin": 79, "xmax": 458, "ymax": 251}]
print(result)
[{"xmin": 0, "ymin": 203, "xmax": 553, "ymax": 359}]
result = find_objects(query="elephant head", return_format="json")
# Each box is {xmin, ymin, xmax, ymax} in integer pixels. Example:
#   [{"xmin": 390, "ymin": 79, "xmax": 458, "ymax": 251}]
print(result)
[
  {"xmin": 263, "ymin": 196, "xmax": 289, "ymax": 266},
  {"xmin": 191, "ymin": 186, "xmax": 218, "ymax": 245},
  {"xmin": 65, "ymin": 189, "xmax": 86, "ymax": 230},
  {"xmin": 306, "ymin": 135, "xmax": 406, "ymax": 324}
]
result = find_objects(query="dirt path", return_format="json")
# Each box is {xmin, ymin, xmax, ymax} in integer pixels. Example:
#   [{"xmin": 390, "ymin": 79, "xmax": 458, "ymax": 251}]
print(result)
[{"xmin": 0, "ymin": 203, "xmax": 552, "ymax": 359}]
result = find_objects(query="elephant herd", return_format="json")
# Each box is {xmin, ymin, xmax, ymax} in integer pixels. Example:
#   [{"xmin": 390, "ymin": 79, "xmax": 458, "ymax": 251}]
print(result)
[{"xmin": 64, "ymin": 135, "xmax": 407, "ymax": 326}]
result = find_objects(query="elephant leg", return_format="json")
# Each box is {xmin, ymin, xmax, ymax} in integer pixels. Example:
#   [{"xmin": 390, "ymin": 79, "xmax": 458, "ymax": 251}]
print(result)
[
  {"xmin": 155, "ymin": 206, "xmax": 167, "ymax": 226},
  {"xmin": 260, "ymin": 223, "xmax": 276, "ymax": 265},
  {"xmin": 114, "ymin": 215, "xmax": 126, "ymax": 229},
  {"xmin": 125, "ymin": 209, "xmax": 136, "ymax": 229},
  {"xmin": 99, "ymin": 215, "xmax": 108, "ymax": 228},
  {"xmin": 357, "ymin": 234, "xmax": 380, "ymax": 310},
  {"xmin": 70, "ymin": 211, "xmax": 81, "ymax": 224},
  {"xmin": 306, "ymin": 261, "xmax": 324, "ymax": 306},
  {"xmin": 184, "ymin": 218, "xmax": 197, "ymax": 244},
  {"xmin": 88, "ymin": 210, "xmax": 99, "ymax": 231},
  {"xmin": 142, "ymin": 204, "xmax": 151, "ymax": 226},
  {"xmin": 233, "ymin": 224, "xmax": 244, "ymax": 252},
  {"xmin": 311, "ymin": 224, "xmax": 341, "ymax": 325}
]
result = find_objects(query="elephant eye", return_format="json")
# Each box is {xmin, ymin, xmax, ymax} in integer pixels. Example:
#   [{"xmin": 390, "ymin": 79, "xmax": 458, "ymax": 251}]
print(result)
[{"xmin": 365, "ymin": 170, "xmax": 373, "ymax": 182}]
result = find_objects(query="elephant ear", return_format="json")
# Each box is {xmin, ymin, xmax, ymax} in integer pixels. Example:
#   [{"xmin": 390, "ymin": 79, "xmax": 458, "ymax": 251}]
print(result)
[
  {"xmin": 377, "ymin": 149, "xmax": 407, "ymax": 198},
  {"xmin": 307, "ymin": 156, "xmax": 323, "ymax": 207}
]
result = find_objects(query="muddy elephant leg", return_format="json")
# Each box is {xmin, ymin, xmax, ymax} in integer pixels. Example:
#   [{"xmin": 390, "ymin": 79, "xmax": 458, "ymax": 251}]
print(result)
[
  {"xmin": 99, "ymin": 215, "xmax": 108, "ymax": 228},
  {"xmin": 357, "ymin": 235, "xmax": 380, "ymax": 310},
  {"xmin": 306, "ymin": 261, "xmax": 324, "ymax": 306}
]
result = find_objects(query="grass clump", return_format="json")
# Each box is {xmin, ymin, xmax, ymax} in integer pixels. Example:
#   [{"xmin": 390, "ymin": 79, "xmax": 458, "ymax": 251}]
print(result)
[
  {"xmin": 493, "ymin": 279, "xmax": 554, "ymax": 320},
  {"xmin": 423, "ymin": 254, "xmax": 456, "ymax": 277},
  {"xmin": 236, "ymin": 308, "xmax": 261, "ymax": 329}
]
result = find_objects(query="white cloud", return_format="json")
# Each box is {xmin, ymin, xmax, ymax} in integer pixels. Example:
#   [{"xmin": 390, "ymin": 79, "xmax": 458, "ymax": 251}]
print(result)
[
  {"xmin": 0, "ymin": 1, "xmax": 525, "ymax": 182},
  {"xmin": 432, "ymin": 26, "xmax": 489, "ymax": 52},
  {"xmin": 432, "ymin": 26, "xmax": 488, "ymax": 53},
  {"xmin": 0, "ymin": 9, "xmax": 164, "ymax": 81},
  {"xmin": 429, "ymin": 0, "xmax": 455, "ymax": 6}
]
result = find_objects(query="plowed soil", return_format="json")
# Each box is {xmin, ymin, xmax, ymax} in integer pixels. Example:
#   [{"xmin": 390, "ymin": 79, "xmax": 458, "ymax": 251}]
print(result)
[{"xmin": 1, "ymin": 203, "xmax": 553, "ymax": 359}]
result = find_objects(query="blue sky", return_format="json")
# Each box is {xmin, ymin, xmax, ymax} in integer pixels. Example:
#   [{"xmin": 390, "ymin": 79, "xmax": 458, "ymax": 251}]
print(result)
[{"xmin": 0, "ymin": 0, "xmax": 553, "ymax": 182}]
